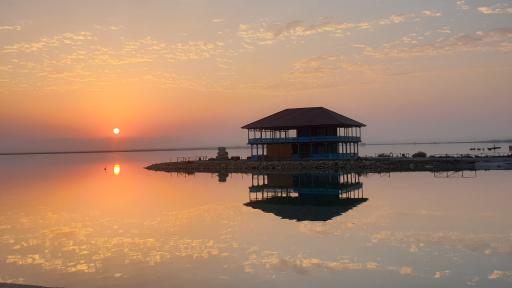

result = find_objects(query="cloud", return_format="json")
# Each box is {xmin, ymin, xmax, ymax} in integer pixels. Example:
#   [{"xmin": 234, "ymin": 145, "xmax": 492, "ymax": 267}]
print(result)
[
  {"xmin": 212, "ymin": 18, "xmax": 224, "ymax": 23},
  {"xmin": 478, "ymin": 3, "xmax": 512, "ymax": 15},
  {"xmin": 2, "ymin": 32, "xmax": 95, "ymax": 53},
  {"xmin": 238, "ymin": 12, "xmax": 426, "ymax": 46},
  {"xmin": 290, "ymin": 55, "xmax": 344, "ymax": 78},
  {"xmin": 422, "ymin": 10, "xmax": 442, "ymax": 17},
  {"xmin": 238, "ymin": 20, "xmax": 368, "ymax": 45},
  {"xmin": 93, "ymin": 24, "xmax": 125, "ymax": 31},
  {"xmin": 0, "ymin": 30, "xmax": 230, "ymax": 92},
  {"xmin": 121, "ymin": 37, "xmax": 225, "ymax": 61},
  {"xmin": 2, "ymin": 31, "xmax": 224, "ymax": 61},
  {"xmin": 358, "ymin": 28, "xmax": 512, "ymax": 58},
  {"xmin": 456, "ymin": 0, "xmax": 469, "ymax": 10},
  {"xmin": 437, "ymin": 26, "xmax": 451, "ymax": 33},
  {"xmin": 0, "ymin": 25, "xmax": 21, "ymax": 31},
  {"xmin": 379, "ymin": 14, "xmax": 414, "ymax": 25}
]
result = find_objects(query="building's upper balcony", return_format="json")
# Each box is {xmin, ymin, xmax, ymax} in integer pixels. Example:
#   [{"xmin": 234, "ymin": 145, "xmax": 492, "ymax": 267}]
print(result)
[{"xmin": 248, "ymin": 135, "xmax": 361, "ymax": 145}]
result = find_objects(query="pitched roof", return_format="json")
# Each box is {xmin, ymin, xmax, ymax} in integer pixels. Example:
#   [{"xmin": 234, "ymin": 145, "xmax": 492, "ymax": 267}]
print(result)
[{"xmin": 241, "ymin": 107, "xmax": 366, "ymax": 129}]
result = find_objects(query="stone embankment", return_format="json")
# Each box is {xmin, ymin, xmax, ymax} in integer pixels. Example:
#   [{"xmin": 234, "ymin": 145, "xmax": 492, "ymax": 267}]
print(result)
[{"xmin": 144, "ymin": 156, "xmax": 512, "ymax": 174}]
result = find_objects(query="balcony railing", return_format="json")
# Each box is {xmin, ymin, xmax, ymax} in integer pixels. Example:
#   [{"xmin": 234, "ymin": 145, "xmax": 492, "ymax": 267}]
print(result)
[
  {"xmin": 248, "ymin": 135, "xmax": 361, "ymax": 145},
  {"xmin": 250, "ymin": 153, "xmax": 358, "ymax": 161},
  {"xmin": 249, "ymin": 183, "xmax": 363, "ymax": 194},
  {"xmin": 291, "ymin": 153, "xmax": 358, "ymax": 160}
]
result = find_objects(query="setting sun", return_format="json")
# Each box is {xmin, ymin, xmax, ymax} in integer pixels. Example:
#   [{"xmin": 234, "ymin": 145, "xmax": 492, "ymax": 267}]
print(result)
[{"xmin": 113, "ymin": 128, "xmax": 120, "ymax": 135}]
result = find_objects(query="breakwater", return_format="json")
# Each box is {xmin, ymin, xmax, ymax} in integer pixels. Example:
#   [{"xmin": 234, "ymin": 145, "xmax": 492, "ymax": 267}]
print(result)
[{"xmin": 145, "ymin": 156, "xmax": 512, "ymax": 174}]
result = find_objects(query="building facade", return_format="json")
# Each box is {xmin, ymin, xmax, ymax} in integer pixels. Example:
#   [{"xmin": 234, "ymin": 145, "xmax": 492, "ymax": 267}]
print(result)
[{"xmin": 242, "ymin": 107, "xmax": 365, "ymax": 160}]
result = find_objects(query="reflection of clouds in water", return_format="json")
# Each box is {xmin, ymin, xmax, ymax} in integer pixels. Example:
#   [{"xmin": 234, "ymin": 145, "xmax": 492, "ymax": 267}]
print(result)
[
  {"xmin": 398, "ymin": 266, "xmax": 414, "ymax": 275},
  {"xmin": 0, "ymin": 276, "xmax": 26, "ymax": 285},
  {"xmin": 370, "ymin": 231, "xmax": 512, "ymax": 255},
  {"xmin": 242, "ymin": 246, "xmax": 420, "ymax": 278},
  {"xmin": 243, "ymin": 248, "xmax": 379, "ymax": 275},
  {"xmin": 297, "ymin": 207, "xmax": 393, "ymax": 236},
  {"xmin": 489, "ymin": 270, "xmax": 512, "ymax": 281},
  {"xmin": 0, "ymin": 205, "xmax": 240, "ymax": 275},
  {"xmin": 467, "ymin": 276, "xmax": 480, "ymax": 286},
  {"xmin": 434, "ymin": 270, "xmax": 451, "ymax": 278}
]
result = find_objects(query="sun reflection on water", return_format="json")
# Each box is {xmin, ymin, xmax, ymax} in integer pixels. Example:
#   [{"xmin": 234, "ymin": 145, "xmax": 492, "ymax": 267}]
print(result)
[{"xmin": 113, "ymin": 164, "xmax": 121, "ymax": 176}]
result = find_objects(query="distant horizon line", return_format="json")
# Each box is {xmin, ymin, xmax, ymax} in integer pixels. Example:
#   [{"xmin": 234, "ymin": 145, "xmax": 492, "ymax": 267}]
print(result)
[{"xmin": 1, "ymin": 139, "xmax": 511, "ymax": 156}]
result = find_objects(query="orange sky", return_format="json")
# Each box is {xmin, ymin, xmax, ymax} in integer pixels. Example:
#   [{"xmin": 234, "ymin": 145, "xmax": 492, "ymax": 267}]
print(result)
[{"xmin": 0, "ymin": 0, "xmax": 511, "ymax": 152}]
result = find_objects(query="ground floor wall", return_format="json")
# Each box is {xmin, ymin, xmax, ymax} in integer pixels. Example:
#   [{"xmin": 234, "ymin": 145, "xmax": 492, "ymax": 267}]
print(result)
[
  {"xmin": 250, "ymin": 142, "xmax": 360, "ymax": 160},
  {"xmin": 266, "ymin": 144, "xmax": 293, "ymax": 160}
]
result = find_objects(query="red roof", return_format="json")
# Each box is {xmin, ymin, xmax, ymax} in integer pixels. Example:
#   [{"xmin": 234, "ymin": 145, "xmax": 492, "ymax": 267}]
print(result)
[{"xmin": 242, "ymin": 107, "xmax": 365, "ymax": 129}]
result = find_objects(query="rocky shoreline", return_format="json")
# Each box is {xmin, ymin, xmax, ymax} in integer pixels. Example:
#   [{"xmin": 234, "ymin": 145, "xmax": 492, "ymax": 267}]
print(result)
[{"xmin": 145, "ymin": 156, "xmax": 512, "ymax": 174}]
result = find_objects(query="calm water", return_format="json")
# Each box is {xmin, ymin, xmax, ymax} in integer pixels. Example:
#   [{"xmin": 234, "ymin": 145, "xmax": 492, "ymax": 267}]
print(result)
[{"xmin": 1, "ymin": 150, "xmax": 511, "ymax": 287}]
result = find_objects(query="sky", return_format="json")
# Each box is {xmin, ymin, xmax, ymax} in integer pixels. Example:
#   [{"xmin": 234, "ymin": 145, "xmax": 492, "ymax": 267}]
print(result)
[{"xmin": 0, "ymin": 0, "xmax": 511, "ymax": 152}]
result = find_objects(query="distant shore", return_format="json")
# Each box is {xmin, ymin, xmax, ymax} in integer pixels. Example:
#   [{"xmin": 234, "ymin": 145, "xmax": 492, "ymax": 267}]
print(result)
[
  {"xmin": 0, "ymin": 146, "xmax": 248, "ymax": 156},
  {"xmin": 1, "ymin": 139, "xmax": 511, "ymax": 156},
  {"xmin": 0, "ymin": 283, "xmax": 56, "ymax": 288}
]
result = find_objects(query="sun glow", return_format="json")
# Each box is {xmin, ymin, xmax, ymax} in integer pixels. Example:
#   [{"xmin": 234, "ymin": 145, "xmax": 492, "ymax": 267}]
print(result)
[{"xmin": 113, "ymin": 128, "xmax": 120, "ymax": 135}]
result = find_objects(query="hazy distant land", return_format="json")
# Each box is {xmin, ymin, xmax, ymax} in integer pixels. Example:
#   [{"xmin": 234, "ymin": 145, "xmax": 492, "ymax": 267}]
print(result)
[{"xmin": 0, "ymin": 139, "xmax": 510, "ymax": 156}]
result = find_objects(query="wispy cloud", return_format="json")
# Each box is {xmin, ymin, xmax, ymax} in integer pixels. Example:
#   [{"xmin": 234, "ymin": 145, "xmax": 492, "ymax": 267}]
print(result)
[
  {"xmin": 358, "ymin": 28, "xmax": 512, "ymax": 58},
  {"xmin": 2, "ymin": 32, "xmax": 95, "ymax": 53},
  {"xmin": 238, "ymin": 20, "xmax": 369, "ymax": 45},
  {"xmin": 422, "ymin": 10, "xmax": 442, "ymax": 17},
  {"xmin": 456, "ymin": 0, "xmax": 469, "ymax": 10},
  {"xmin": 0, "ymin": 25, "xmax": 21, "ymax": 31},
  {"xmin": 478, "ymin": 3, "xmax": 512, "ymax": 15},
  {"xmin": 0, "ymin": 30, "xmax": 228, "ymax": 91},
  {"xmin": 289, "ymin": 55, "xmax": 344, "ymax": 78},
  {"xmin": 238, "ymin": 12, "xmax": 428, "ymax": 46},
  {"xmin": 379, "ymin": 14, "xmax": 414, "ymax": 25},
  {"xmin": 93, "ymin": 24, "xmax": 125, "ymax": 31}
]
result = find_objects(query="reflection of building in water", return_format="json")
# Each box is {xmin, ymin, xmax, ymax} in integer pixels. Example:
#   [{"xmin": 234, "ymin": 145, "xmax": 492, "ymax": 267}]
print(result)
[
  {"xmin": 217, "ymin": 172, "xmax": 229, "ymax": 182},
  {"xmin": 433, "ymin": 170, "xmax": 477, "ymax": 178},
  {"xmin": 245, "ymin": 173, "xmax": 367, "ymax": 221}
]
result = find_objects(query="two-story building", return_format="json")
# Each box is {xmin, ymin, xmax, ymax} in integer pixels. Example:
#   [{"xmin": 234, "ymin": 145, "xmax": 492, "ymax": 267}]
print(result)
[{"xmin": 242, "ymin": 107, "xmax": 365, "ymax": 160}]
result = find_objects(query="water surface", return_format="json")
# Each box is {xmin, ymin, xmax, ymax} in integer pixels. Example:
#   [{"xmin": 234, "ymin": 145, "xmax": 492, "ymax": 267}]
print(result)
[{"xmin": 0, "ymin": 152, "xmax": 511, "ymax": 287}]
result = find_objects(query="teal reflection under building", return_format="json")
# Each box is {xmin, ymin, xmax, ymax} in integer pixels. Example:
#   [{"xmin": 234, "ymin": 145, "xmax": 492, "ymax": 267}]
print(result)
[{"xmin": 245, "ymin": 172, "xmax": 367, "ymax": 221}]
